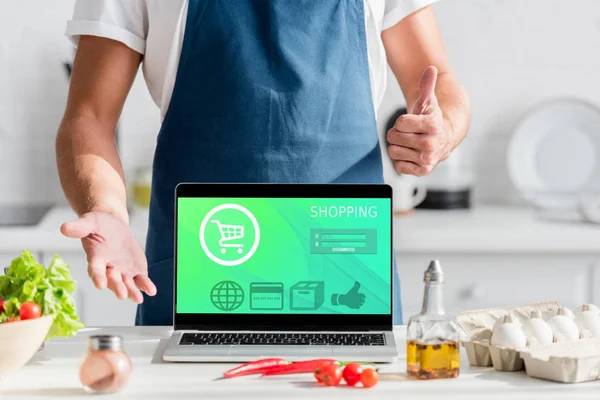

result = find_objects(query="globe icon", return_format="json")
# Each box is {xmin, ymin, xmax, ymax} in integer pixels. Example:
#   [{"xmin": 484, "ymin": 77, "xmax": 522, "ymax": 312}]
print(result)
[{"xmin": 210, "ymin": 281, "xmax": 244, "ymax": 311}]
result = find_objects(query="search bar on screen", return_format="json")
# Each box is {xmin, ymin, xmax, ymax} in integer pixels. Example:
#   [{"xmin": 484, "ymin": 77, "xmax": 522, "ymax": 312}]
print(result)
[{"xmin": 310, "ymin": 229, "xmax": 377, "ymax": 254}]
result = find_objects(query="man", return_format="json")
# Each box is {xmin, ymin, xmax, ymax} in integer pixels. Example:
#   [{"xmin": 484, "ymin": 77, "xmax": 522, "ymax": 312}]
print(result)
[{"xmin": 56, "ymin": 0, "xmax": 471, "ymax": 326}]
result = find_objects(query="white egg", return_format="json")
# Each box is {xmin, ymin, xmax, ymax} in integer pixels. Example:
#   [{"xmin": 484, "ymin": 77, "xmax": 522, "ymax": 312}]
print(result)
[
  {"xmin": 491, "ymin": 315, "xmax": 527, "ymax": 350},
  {"xmin": 547, "ymin": 314, "xmax": 580, "ymax": 342},
  {"xmin": 546, "ymin": 307, "xmax": 575, "ymax": 321},
  {"xmin": 530, "ymin": 310, "xmax": 543, "ymax": 319},
  {"xmin": 493, "ymin": 312, "xmax": 522, "ymax": 333},
  {"xmin": 575, "ymin": 304, "xmax": 600, "ymax": 316},
  {"xmin": 561, "ymin": 307, "xmax": 575, "ymax": 319},
  {"xmin": 573, "ymin": 311, "xmax": 600, "ymax": 338},
  {"xmin": 553, "ymin": 332, "xmax": 570, "ymax": 343},
  {"xmin": 522, "ymin": 314, "xmax": 553, "ymax": 346}
]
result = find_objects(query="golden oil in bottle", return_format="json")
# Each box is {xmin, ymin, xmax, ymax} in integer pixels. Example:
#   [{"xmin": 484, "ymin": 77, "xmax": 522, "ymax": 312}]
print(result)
[
  {"xmin": 406, "ymin": 261, "xmax": 460, "ymax": 380},
  {"xmin": 406, "ymin": 339, "xmax": 460, "ymax": 379}
]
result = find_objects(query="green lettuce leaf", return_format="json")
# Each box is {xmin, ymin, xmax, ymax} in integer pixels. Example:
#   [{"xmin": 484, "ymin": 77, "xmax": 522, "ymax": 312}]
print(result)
[{"xmin": 0, "ymin": 251, "xmax": 85, "ymax": 339}]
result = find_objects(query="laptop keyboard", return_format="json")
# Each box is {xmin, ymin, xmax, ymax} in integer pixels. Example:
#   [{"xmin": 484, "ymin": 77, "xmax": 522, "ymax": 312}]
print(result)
[{"xmin": 179, "ymin": 332, "xmax": 386, "ymax": 346}]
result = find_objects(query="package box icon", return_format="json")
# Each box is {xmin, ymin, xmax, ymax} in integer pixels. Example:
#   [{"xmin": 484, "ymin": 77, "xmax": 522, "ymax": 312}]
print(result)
[{"xmin": 290, "ymin": 281, "xmax": 324, "ymax": 310}]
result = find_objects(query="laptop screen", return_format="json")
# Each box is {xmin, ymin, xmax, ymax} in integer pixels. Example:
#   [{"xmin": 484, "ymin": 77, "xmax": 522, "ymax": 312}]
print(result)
[{"xmin": 176, "ymin": 196, "xmax": 391, "ymax": 316}]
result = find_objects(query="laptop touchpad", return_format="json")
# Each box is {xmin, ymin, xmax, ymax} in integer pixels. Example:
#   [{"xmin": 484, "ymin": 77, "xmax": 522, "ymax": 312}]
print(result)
[{"xmin": 229, "ymin": 345, "xmax": 333, "ymax": 357}]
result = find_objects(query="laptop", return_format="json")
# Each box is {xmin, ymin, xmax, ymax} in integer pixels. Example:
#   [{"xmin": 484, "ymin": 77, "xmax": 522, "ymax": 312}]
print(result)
[{"xmin": 163, "ymin": 183, "xmax": 397, "ymax": 362}]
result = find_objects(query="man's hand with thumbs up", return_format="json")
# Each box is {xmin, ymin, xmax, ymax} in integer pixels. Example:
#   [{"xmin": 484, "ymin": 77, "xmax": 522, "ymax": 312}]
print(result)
[
  {"xmin": 382, "ymin": 5, "xmax": 471, "ymax": 177},
  {"xmin": 387, "ymin": 66, "xmax": 453, "ymax": 177}
]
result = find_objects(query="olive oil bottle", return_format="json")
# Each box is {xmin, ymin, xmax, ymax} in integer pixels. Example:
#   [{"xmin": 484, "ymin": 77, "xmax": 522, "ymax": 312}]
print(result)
[{"xmin": 406, "ymin": 260, "xmax": 460, "ymax": 379}]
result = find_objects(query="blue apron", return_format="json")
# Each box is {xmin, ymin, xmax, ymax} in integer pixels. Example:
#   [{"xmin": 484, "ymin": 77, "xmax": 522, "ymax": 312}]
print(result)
[{"xmin": 135, "ymin": 0, "xmax": 403, "ymax": 326}]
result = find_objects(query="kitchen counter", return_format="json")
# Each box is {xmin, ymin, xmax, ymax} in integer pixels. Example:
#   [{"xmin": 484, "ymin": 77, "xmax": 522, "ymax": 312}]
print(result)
[
  {"xmin": 0, "ymin": 206, "xmax": 598, "ymax": 254},
  {"xmin": 395, "ymin": 207, "xmax": 600, "ymax": 254},
  {"xmin": 1, "ymin": 326, "xmax": 599, "ymax": 399},
  {"xmin": 0, "ymin": 207, "xmax": 150, "ymax": 253}
]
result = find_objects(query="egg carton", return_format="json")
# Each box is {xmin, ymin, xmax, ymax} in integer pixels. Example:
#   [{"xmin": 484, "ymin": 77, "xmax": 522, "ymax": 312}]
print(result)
[
  {"xmin": 521, "ymin": 338, "xmax": 600, "ymax": 383},
  {"xmin": 457, "ymin": 301, "xmax": 560, "ymax": 371},
  {"xmin": 457, "ymin": 302, "xmax": 600, "ymax": 383}
]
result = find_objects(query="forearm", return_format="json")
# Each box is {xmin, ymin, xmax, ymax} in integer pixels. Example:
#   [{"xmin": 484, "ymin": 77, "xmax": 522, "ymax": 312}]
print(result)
[
  {"xmin": 382, "ymin": 5, "xmax": 471, "ymax": 155},
  {"xmin": 56, "ymin": 113, "xmax": 129, "ymax": 225}
]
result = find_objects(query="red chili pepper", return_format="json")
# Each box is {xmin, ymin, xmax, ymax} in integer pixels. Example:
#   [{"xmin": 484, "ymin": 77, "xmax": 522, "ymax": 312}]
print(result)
[
  {"xmin": 223, "ymin": 358, "xmax": 288, "ymax": 378},
  {"xmin": 261, "ymin": 359, "xmax": 339, "ymax": 376}
]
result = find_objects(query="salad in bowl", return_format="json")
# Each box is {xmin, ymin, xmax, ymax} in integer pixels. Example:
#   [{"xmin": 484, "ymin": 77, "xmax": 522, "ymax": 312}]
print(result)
[{"xmin": 0, "ymin": 251, "xmax": 84, "ymax": 376}]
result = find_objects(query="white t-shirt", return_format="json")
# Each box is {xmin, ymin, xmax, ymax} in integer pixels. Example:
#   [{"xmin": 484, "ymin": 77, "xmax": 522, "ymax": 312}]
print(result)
[{"xmin": 66, "ymin": 0, "xmax": 437, "ymax": 119}]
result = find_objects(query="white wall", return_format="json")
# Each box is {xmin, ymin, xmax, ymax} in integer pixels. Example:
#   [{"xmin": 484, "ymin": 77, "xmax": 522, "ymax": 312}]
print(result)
[
  {"xmin": 0, "ymin": 0, "xmax": 161, "ymax": 206},
  {"xmin": 1, "ymin": 0, "xmax": 599, "ymax": 206},
  {"xmin": 379, "ymin": 0, "xmax": 600, "ymax": 204}
]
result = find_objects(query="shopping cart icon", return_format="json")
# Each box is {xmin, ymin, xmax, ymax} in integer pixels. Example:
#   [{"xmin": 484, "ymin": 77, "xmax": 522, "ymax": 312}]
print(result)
[
  {"xmin": 200, "ymin": 203, "xmax": 260, "ymax": 267},
  {"xmin": 210, "ymin": 220, "xmax": 245, "ymax": 254}
]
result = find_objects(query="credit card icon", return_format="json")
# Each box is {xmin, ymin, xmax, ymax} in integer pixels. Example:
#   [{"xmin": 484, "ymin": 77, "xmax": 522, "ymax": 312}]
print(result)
[{"xmin": 250, "ymin": 282, "xmax": 284, "ymax": 310}]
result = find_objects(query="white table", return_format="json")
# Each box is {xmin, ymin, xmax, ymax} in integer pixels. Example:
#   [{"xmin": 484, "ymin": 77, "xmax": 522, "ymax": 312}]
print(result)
[{"xmin": 1, "ymin": 326, "xmax": 599, "ymax": 399}]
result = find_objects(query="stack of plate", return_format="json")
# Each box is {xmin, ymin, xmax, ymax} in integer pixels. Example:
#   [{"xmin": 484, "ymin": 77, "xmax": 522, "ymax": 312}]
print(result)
[{"xmin": 507, "ymin": 99, "xmax": 600, "ymax": 223}]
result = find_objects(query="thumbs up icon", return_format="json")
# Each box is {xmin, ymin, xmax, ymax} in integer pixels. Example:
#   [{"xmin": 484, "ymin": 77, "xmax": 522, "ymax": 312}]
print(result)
[{"xmin": 331, "ymin": 281, "xmax": 366, "ymax": 310}]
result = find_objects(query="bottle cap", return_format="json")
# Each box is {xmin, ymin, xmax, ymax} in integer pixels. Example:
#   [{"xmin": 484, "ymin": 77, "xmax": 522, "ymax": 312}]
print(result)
[
  {"xmin": 89, "ymin": 335, "xmax": 123, "ymax": 352},
  {"xmin": 424, "ymin": 260, "xmax": 444, "ymax": 283}
]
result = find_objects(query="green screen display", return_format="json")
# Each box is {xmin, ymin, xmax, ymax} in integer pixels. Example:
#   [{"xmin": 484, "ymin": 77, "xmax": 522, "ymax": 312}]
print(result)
[{"xmin": 177, "ymin": 198, "xmax": 391, "ymax": 315}]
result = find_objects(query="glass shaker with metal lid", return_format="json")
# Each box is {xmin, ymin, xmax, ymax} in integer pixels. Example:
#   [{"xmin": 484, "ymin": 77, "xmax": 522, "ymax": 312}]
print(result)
[
  {"xmin": 79, "ymin": 335, "xmax": 132, "ymax": 393},
  {"xmin": 406, "ymin": 260, "xmax": 460, "ymax": 379}
]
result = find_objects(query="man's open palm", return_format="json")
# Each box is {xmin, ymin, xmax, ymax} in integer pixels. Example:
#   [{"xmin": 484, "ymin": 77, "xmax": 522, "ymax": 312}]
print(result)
[{"xmin": 60, "ymin": 212, "xmax": 157, "ymax": 304}]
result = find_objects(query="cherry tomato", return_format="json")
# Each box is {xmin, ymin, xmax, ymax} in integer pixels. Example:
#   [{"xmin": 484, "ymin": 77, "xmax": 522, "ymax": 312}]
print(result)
[
  {"xmin": 313, "ymin": 366, "xmax": 325, "ymax": 383},
  {"xmin": 6, "ymin": 317, "xmax": 18, "ymax": 323},
  {"xmin": 321, "ymin": 364, "xmax": 342, "ymax": 387},
  {"xmin": 342, "ymin": 363, "xmax": 363, "ymax": 386},
  {"xmin": 0, "ymin": 298, "xmax": 4, "ymax": 313},
  {"xmin": 313, "ymin": 361, "xmax": 339, "ymax": 383},
  {"xmin": 360, "ymin": 368, "xmax": 379, "ymax": 388},
  {"xmin": 19, "ymin": 302, "xmax": 41, "ymax": 320}
]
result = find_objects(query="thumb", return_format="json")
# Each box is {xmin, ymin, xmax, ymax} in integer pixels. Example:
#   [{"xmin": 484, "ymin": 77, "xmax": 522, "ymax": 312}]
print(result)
[
  {"xmin": 60, "ymin": 213, "xmax": 96, "ymax": 239},
  {"xmin": 413, "ymin": 65, "xmax": 438, "ymax": 115},
  {"xmin": 347, "ymin": 281, "xmax": 361, "ymax": 295}
]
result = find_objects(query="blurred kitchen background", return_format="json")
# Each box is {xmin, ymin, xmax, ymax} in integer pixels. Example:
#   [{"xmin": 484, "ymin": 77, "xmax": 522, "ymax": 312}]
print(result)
[{"xmin": 0, "ymin": 0, "xmax": 599, "ymax": 326}]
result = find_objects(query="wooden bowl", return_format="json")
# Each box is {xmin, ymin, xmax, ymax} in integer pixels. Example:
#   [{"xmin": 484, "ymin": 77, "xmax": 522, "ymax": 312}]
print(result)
[{"xmin": 0, "ymin": 316, "xmax": 53, "ymax": 377}]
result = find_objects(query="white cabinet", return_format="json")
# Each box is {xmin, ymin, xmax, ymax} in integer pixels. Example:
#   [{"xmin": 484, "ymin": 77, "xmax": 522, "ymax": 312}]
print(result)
[
  {"xmin": 42, "ymin": 251, "xmax": 138, "ymax": 327},
  {"xmin": 0, "ymin": 253, "xmax": 18, "ymax": 272},
  {"xmin": 1, "ymin": 249, "xmax": 137, "ymax": 327},
  {"xmin": 398, "ymin": 253, "xmax": 594, "ymax": 319},
  {"xmin": 0, "ymin": 251, "xmax": 45, "ymax": 273},
  {"xmin": 593, "ymin": 261, "xmax": 600, "ymax": 306}
]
